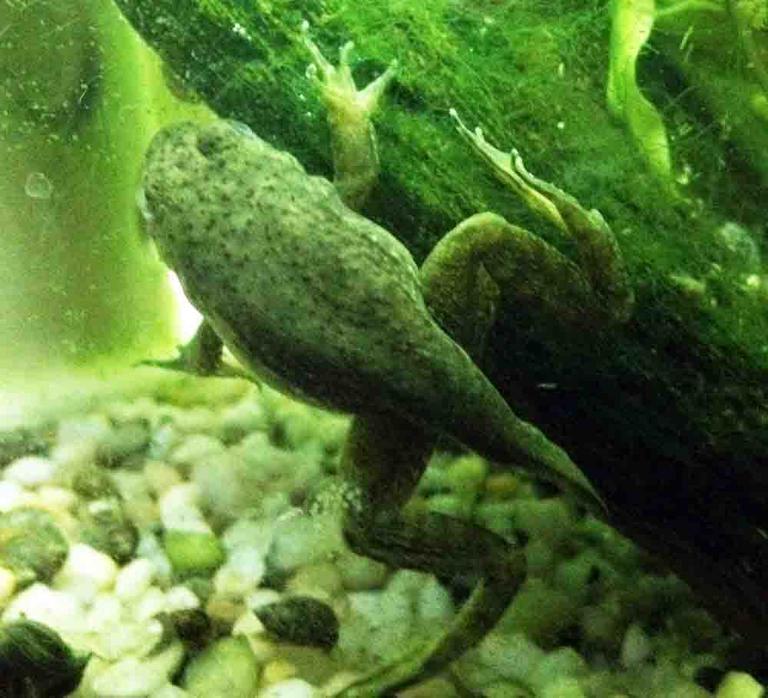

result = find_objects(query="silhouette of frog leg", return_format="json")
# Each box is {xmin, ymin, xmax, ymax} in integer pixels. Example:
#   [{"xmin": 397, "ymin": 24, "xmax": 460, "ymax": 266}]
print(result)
[
  {"xmin": 141, "ymin": 320, "xmax": 253, "ymax": 381},
  {"xmin": 335, "ymin": 415, "xmax": 525, "ymax": 697},
  {"xmin": 422, "ymin": 212, "xmax": 611, "ymax": 332},
  {"xmin": 303, "ymin": 22, "xmax": 397, "ymax": 211},
  {"xmin": 449, "ymin": 110, "xmax": 634, "ymax": 326}
]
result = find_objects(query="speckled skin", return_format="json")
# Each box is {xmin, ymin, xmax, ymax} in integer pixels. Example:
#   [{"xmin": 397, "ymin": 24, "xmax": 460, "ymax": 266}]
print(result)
[
  {"xmin": 138, "ymin": 33, "xmax": 639, "ymax": 692},
  {"xmin": 142, "ymin": 120, "xmax": 600, "ymax": 502}
]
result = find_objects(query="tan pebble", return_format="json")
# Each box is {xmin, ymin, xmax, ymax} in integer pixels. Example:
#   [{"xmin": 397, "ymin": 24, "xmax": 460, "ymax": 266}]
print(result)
[
  {"xmin": 232, "ymin": 609, "xmax": 266, "ymax": 637},
  {"xmin": 246, "ymin": 588, "xmax": 282, "ymax": 609},
  {"xmin": 143, "ymin": 460, "xmax": 182, "ymax": 496},
  {"xmin": 322, "ymin": 672, "xmax": 363, "ymax": 695},
  {"xmin": 399, "ymin": 676, "xmax": 460, "ymax": 697},
  {"xmin": 286, "ymin": 562, "xmax": 343, "ymax": 600},
  {"xmin": 0, "ymin": 567, "xmax": 17, "ymax": 606},
  {"xmin": 244, "ymin": 634, "xmax": 277, "ymax": 663},
  {"xmin": 261, "ymin": 658, "xmax": 298, "ymax": 686},
  {"xmin": 275, "ymin": 646, "xmax": 340, "ymax": 686},
  {"xmin": 123, "ymin": 497, "xmax": 160, "ymax": 529},
  {"xmin": 483, "ymin": 473, "xmax": 519, "ymax": 499},
  {"xmin": 205, "ymin": 595, "xmax": 244, "ymax": 629},
  {"xmin": 45, "ymin": 509, "xmax": 80, "ymax": 538}
]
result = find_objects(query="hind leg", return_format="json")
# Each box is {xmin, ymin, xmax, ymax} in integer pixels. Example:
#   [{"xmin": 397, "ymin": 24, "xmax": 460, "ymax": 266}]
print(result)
[{"xmin": 333, "ymin": 415, "xmax": 526, "ymax": 697}]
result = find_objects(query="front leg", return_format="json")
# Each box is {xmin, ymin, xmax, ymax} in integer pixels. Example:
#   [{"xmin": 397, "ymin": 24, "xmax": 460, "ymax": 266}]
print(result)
[{"xmin": 303, "ymin": 23, "xmax": 397, "ymax": 211}]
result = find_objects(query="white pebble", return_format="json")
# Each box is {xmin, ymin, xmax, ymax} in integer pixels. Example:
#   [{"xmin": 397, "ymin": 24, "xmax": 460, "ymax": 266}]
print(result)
[
  {"xmin": 3, "ymin": 583, "xmax": 84, "ymax": 638},
  {"xmin": 159, "ymin": 483, "xmax": 211, "ymax": 533},
  {"xmin": 620, "ymin": 623, "xmax": 652, "ymax": 667},
  {"xmin": 93, "ymin": 618, "xmax": 164, "ymax": 660},
  {"xmin": 4, "ymin": 456, "xmax": 56, "ymax": 487},
  {"xmin": 213, "ymin": 548, "xmax": 265, "ymax": 598},
  {"xmin": 168, "ymin": 434, "xmax": 225, "ymax": 468},
  {"xmin": 218, "ymin": 398, "xmax": 267, "ymax": 437},
  {"xmin": 148, "ymin": 422, "xmax": 180, "ymax": 460},
  {"xmin": 0, "ymin": 567, "xmax": 16, "ymax": 606},
  {"xmin": 50, "ymin": 439, "xmax": 98, "ymax": 470},
  {"xmin": 54, "ymin": 543, "xmax": 119, "ymax": 602},
  {"xmin": 36, "ymin": 486, "xmax": 77, "ymax": 512},
  {"xmin": 246, "ymin": 588, "xmax": 281, "ymax": 610},
  {"xmin": 259, "ymin": 678, "xmax": 318, "ymax": 698},
  {"xmin": 116, "ymin": 558, "xmax": 155, "ymax": 601},
  {"xmin": 56, "ymin": 414, "xmax": 113, "ymax": 447},
  {"xmin": 90, "ymin": 640, "xmax": 184, "ymax": 696},
  {"xmin": 0, "ymin": 480, "xmax": 28, "ymax": 511},
  {"xmin": 164, "ymin": 585, "xmax": 200, "ymax": 613},
  {"xmin": 172, "ymin": 408, "xmax": 218, "ymax": 434},
  {"xmin": 135, "ymin": 532, "xmax": 173, "ymax": 585},
  {"xmin": 232, "ymin": 609, "xmax": 266, "ymax": 637},
  {"xmin": 134, "ymin": 586, "xmax": 168, "ymax": 621},
  {"xmin": 151, "ymin": 684, "xmax": 190, "ymax": 698},
  {"xmin": 87, "ymin": 593, "xmax": 124, "ymax": 632}
]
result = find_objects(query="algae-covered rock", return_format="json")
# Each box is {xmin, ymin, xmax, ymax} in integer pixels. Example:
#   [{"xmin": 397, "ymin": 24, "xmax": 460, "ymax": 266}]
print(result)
[
  {"xmin": 0, "ymin": 508, "xmax": 68, "ymax": 586},
  {"xmin": 254, "ymin": 595, "xmax": 339, "ymax": 649},
  {"xmin": 0, "ymin": 619, "xmax": 88, "ymax": 698}
]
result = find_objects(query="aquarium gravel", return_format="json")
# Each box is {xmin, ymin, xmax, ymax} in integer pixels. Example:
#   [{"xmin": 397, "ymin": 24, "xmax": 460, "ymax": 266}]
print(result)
[{"xmin": 0, "ymin": 371, "xmax": 763, "ymax": 697}]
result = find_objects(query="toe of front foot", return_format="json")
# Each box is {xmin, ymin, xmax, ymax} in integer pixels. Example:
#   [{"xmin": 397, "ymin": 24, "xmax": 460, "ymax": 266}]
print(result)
[{"xmin": 302, "ymin": 21, "xmax": 397, "ymax": 119}]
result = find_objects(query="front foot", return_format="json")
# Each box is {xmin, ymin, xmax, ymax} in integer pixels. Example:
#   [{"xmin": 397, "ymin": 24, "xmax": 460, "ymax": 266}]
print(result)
[
  {"xmin": 301, "ymin": 21, "xmax": 397, "ymax": 210},
  {"xmin": 450, "ymin": 109, "xmax": 571, "ymax": 233},
  {"xmin": 450, "ymin": 109, "xmax": 634, "ymax": 324},
  {"xmin": 139, "ymin": 321, "xmax": 252, "ymax": 381},
  {"xmin": 302, "ymin": 21, "xmax": 397, "ymax": 130}
]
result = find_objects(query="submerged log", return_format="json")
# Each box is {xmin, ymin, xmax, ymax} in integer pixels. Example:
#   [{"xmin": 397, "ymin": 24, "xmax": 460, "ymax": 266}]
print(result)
[{"xmin": 113, "ymin": 0, "xmax": 768, "ymax": 666}]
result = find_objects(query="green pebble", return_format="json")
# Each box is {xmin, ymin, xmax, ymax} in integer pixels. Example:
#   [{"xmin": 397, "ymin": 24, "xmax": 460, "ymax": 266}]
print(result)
[
  {"xmin": 163, "ymin": 530, "xmax": 225, "ymax": 577},
  {"xmin": 475, "ymin": 501, "xmax": 519, "ymax": 537},
  {"xmin": 427, "ymin": 493, "xmax": 470, "ymax": 518},
  {"xmin": 715, "ymin": 672, "xmax": 765, "ymax": 698},
  {"xmin": 529, "ymin": 648, "xmax": 587, "ymax": 694},
  {"xmin": 539, "ymin": 677, "xmax": 586, "ymax": 698},
  {"xmin": 444, "ymin": 454, "xmax": 488, "ymax": 493},
  {"xmin": 0, "ymin": 508, "xmax": 69, "ymax": 586},
  {"xmin": 182, "ymin": 637, "xmax": 260, "ymax": 698},
  {"xmin": 498, "ymin": 580, "xmax": 579, "ymax": 648}
]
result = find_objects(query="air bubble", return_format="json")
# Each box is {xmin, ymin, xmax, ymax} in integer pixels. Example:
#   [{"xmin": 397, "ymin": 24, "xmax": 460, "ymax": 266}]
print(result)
[{"xmin": 25, "ymin": 172, "xmax": 53, "ymax": 200}]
